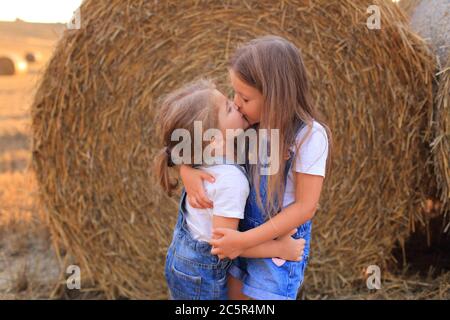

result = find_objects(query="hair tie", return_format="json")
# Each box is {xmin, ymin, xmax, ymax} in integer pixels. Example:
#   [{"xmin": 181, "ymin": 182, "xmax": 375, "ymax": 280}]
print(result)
[{"xmin": 165, "ymin": 147, "xmax": 175, "ymax": 167}]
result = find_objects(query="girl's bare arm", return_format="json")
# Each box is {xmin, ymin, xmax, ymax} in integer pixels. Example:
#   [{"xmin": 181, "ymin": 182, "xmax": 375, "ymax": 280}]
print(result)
[
  {"xmin": 179, "ymin": 165, "xmax": 214, "ymax": 209},
  {"xmin": 212, "ymin": 216, "xmax": 304, "ymax": 261},
  {"xmin": 179, "ymin": 165, "xmax": 303, "ymax": 259},
  {"xmin": 210, "ymin": 173, "xmax": 323, "ymax": 259}
]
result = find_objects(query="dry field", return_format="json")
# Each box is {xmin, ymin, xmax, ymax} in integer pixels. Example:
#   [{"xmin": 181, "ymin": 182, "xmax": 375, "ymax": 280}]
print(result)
[{"xmin": 0, "ymin": 20, "xmax": 103, "ymax": 299}]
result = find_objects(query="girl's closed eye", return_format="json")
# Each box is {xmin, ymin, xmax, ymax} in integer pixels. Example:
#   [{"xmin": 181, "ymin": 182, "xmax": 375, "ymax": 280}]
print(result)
[
  {"xmin": 237, "ymin": 93, "xmax": 249, "ymax": 103},
  {"xmin": 229, "ymin": 70, "xmax": 263, "ymax": 125}
]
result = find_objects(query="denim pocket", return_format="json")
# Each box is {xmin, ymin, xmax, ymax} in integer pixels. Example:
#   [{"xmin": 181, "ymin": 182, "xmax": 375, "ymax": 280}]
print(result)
[
  {"xmin": 212, "ymin": 270, "xmax": 229, "ymax": 300},
  {"xmin": 168, "ymin": 255, "xmax": 202, "ymax": 300},
  {"xmin": 282, "ymin": 258, "xmax": 308, "ymax": 298}
]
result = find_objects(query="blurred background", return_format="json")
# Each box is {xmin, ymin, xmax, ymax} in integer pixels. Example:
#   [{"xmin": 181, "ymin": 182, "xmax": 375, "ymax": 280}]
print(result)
[{"xmin": 0, "ymin": 0, "xmax": 91, "ymax": 299}]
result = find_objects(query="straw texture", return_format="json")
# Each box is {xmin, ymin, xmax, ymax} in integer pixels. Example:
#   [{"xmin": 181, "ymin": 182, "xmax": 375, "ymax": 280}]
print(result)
[
  {"xmin": 31, "ymin": 0, "xmax": 440, "ymax": 298},
  {"xmin": 401, "ymin": 0, "xmax": 450, "ymax": 225}
]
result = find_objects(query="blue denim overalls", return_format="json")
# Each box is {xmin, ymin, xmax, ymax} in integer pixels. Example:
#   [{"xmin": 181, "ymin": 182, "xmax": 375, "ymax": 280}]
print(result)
[
  {"xmin": 164, "ymin": 162, "xmax": 249, "ymax": 300},
  {"xmin": 228, "ymin": 122, "xmax": 312, "ymax": 300}
]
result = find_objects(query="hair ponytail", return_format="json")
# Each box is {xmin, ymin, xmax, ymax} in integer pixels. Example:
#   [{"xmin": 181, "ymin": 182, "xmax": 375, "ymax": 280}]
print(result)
[{"xmin": 154, "ymin": 147, "xmax": 178, "ymax": 197}]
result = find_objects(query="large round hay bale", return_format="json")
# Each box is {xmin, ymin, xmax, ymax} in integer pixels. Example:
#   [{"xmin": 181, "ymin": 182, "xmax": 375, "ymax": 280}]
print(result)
[
  {"xmin": 31, "ymin": 0, "xmax": 437, "ymax": 298},
  {"xmin": 432, "ymin": 57, "xmax": 450, "ymax": 218},
  {"xmin": 0, "ymin": 56, "xmax": 16, "ymax": 75},
  {"xmin": 0, "ymin": 55, "xmax": 28, "ymax": 76},
  {"xmin": 403, "ymin": 0, "xmax": 450, "ymax": 219}
]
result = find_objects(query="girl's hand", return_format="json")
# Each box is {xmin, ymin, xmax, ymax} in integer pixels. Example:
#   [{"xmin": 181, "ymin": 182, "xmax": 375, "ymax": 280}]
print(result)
[
  {"xmin": 179, "ymin": 165, "xmax": 214, "ymax": 209},
  {"xmin": 276, "ymin": 229, "xmax": 305, "ymax": 261},
  {"xmin": 209, "ymin": 228, "xmax": 245, "ymax": 260}
]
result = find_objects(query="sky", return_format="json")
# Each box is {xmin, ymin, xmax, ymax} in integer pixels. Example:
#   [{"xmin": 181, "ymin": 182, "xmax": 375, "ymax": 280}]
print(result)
[
  {"xmin": 0, "ymin": 0, "xmax": 83, "ymax": 23},
  {"xmin": 0, "ymin": 0, "xmax": 403, "ymax": 24}
]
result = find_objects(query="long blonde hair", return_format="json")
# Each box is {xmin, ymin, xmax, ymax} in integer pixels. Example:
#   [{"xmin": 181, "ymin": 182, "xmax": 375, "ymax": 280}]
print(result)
[
  {"xmin": 154, "ymin": 79, "xmax": 219, "ymax": 196},
  {"xmin": 229, "ymin": 35, "xmax": 333, "ymax": 218}
]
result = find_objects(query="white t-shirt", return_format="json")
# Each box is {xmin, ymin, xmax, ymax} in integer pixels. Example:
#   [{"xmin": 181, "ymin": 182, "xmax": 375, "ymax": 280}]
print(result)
[
  {"xmin": 282, "ymin": 120, "xmax": 329, "ymax": 207},
  {"xmin": 185, "ymin": 164, "xmax": 250, "ymax": 242}
]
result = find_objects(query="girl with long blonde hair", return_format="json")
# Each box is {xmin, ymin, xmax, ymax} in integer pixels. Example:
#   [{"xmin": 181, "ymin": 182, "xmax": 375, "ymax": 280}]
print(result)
[{"xmin": 180, "ymin": 36, "xmax": 332, "ymax": 300}]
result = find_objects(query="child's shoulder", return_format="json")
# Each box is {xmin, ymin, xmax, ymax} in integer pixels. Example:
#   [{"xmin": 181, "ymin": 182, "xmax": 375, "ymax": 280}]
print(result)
[
  {"xmin": 201, "ymin": 164, "xmax": 248, "ymax": 183},
  {"xmin": 299, "ymin": 120, "xmax": 326, "ymax": 135},
  {"xmin": 201, "ymin": 164, "xmax": 250, "ymax": 197},
  {"xmin": 295, "ymin": 120, "xmax": 328, "ymax": 144}
]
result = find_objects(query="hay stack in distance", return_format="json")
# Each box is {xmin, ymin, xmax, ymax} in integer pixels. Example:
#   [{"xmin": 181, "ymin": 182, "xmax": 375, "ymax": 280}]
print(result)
[
  {"xmin": 25, "ymin": 52, "xmax": 37, "ymax": 63},
  {"xmin": 0, "ymin": 55, "xmax": 28, "ymax": 75},
  {"xmin": 31, "ymin": 0, "xmax": 437, "ymax": 298},
  {"xmin": 24, "ymin": 51, "xmax": 43, "ymax": 64},
  {"xmin": 0, "ymin": 56, "xmax": 15, "ymax": 75}
]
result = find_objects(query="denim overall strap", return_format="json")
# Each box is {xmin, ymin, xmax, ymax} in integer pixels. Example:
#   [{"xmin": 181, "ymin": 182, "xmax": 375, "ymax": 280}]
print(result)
[
  {"xmin": 242, "ymin": 153, "xmax": 293, "ymax": 226},
  {"xmin": 241, "ymin": 119, "xmax": 305, "ymax": 221},
  {"xmin": 243, "ymin": 120, "xmax": 305, "ymax": 223},
  {"xmin": 175, "ymin": 189, "xmax": 217, "ymax": 255},
  {"xmin": 240, "ymin": 119, "xmax": 312, "ymax": 247}
]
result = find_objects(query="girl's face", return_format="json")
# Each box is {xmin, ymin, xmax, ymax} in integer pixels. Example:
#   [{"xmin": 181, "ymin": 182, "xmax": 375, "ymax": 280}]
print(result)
[
  {"xmin": 229, "ymin": 69, "xmax": 264, "ymax": 125},
  {"xmin": 214, "ymin": 89, "xmax": 249, "ymax": 133}
]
